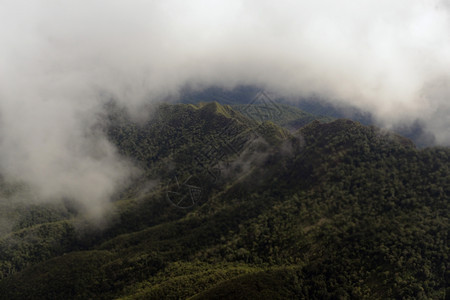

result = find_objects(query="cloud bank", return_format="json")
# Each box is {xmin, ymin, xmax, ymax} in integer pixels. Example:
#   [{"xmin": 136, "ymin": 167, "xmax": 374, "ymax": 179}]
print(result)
[{"xmin": 0, "ymin": 0, "xmax": 449, "ymax": 214}]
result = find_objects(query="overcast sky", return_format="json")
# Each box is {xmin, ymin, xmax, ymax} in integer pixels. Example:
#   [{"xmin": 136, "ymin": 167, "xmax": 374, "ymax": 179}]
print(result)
[{"xmin": 0, "ymin": 0, "xmax": 449, "ymax": 215}]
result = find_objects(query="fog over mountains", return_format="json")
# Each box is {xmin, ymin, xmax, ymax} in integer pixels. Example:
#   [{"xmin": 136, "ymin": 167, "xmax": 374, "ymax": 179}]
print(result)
[
  {"xmin": 0, "ymin": 102, "xmax": 448, "ymax": 299},
  {"xmin": 1, "ymin": 0, "xmax": 450, "ymax": 214},
  {"xmin": 0, "ymin": 3, "xmax": 449, "ymax": 297}
]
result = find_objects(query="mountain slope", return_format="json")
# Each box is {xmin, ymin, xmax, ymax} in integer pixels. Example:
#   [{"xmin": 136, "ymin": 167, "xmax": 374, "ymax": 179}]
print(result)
[
  {"xmin": 178, "ymin": 85, "xmax": 436, "ymax": 147},
  {"xmin": 0, "ymin": 102, "xmax": 448, "ymax": 299}
]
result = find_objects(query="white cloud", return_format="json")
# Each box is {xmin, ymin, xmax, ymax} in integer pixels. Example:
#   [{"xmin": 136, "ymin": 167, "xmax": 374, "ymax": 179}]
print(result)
[{"xmin": 0, "ymin": 0, "xmax": 449, "ymax": 216}]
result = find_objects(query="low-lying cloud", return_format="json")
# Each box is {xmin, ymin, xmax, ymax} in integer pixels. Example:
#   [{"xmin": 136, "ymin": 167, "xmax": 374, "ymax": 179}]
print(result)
[{"xmin": 0, "ymin": 0, "xmax": 449, "ymax": 215}]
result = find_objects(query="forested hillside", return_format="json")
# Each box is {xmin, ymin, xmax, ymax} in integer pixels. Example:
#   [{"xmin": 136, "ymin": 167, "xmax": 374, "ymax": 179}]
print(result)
[
  {"xmin": 178, "ymin": 86, "xmax": 436, "ymax": 147},
  {"xmin": 0, "ymin": 102, "xmax": 448, "ymax": 299}
]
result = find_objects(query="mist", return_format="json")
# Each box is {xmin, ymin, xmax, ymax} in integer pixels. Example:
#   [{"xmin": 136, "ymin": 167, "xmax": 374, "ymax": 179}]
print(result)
[{"xmin": 1, "ymin": 0, "xmax": 449, "ymax": 216}]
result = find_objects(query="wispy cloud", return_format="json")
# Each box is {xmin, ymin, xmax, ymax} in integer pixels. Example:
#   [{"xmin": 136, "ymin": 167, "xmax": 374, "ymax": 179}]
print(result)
[{"xmin": 0, "ymin": 0, "xmax": 449, "ymax": 216}]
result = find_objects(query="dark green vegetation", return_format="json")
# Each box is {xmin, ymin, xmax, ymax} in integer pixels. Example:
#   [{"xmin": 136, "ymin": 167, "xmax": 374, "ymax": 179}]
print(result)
[
  {"xmin": 179, "ymin": 85, "xmax": 436, "ymax": 147},
  {"xmin": 0, "ymin": 101, "xmax": 448, "ymax": 299}
]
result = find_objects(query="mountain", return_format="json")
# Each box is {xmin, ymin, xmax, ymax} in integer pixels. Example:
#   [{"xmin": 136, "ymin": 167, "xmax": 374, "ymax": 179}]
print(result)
[
  {"xmin": 0, "ymin": 102, "xmax": 448, "ymax": 299},
  {"xmin": 178, "ymin": 86, "xmax": 333, "ymax": 130},
  {"xmin": 293, "ymin": 98, "xmax": 437, "ymax": 147},
  {"xmin": 177, "ymin": 86, "xmax": 437, "ymax": 147}
]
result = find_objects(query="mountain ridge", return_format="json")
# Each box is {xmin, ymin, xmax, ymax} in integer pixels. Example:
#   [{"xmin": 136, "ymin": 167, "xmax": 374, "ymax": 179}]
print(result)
[{"xmin": 0, "ymin": 101, "xmax": 448, "ymax": 299}]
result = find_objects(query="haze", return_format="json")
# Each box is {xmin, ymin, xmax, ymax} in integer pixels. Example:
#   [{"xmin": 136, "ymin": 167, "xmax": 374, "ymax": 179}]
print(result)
[{"xmin": 0, "ymin": 0, "xmax": 449, "ymax": 215}]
